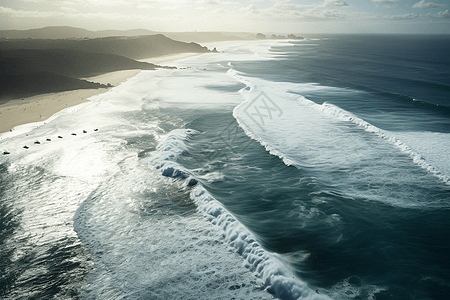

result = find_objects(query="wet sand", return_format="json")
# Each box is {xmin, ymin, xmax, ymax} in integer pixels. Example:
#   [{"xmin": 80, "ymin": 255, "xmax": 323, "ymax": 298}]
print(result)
[{"xmin": 0, "ymin": 69, "xmax": 141, "ymax": 134}]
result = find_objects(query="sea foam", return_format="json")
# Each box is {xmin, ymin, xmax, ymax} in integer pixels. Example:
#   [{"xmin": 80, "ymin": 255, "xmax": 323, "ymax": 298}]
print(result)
[
  {"xmin": 151, "ymin": 127, "xmax": 330, "ymax": 300},
  {"xmin": 229, "ymin": 68, "xmax": 450, "ymax": 208}
]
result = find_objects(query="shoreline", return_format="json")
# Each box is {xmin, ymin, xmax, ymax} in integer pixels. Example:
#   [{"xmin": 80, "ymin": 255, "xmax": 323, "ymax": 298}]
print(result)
[
  {"xmin": 0, "ymin": 69, "xmax": 141, "ymax": 136},
  {"xmin": 0, "ymin": 52, "xmax": 204, "ymax": 136}
]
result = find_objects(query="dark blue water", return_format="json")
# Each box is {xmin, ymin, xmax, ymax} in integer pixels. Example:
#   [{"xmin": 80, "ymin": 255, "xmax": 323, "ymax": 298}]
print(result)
[
  {"xmin": 1, "ymin": 35, "xmax": 450, "ymax": 300},
  {"xmin": 236, "ymin": 35, "xmax": 450, "ymax": 132},
  {"xmin": 176, "ymin": 35, "xmax": 450, "ymax": 299}
]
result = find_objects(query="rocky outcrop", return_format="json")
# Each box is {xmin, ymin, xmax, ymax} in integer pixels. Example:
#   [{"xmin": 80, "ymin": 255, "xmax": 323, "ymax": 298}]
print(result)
[
  {"xmin": 255, "ymin": 33, "xmax": 266, "ymax": 39},
  {"xmin": 288, "ymin": 34, "xmax": 304, "ymax": 40},
  {"xmin": 269, "ymin": 34, "xmax": 304, "ymax": 40}
]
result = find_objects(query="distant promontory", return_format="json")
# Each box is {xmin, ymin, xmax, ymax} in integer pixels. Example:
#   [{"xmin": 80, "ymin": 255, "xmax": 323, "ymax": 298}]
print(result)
[
  {"xmin": 256, "ymin": 33, "xmax": 304, "ymax": 40},
  {"xmin": 0, "ymin": 34, "xmax": 215, "ymax": 100}
]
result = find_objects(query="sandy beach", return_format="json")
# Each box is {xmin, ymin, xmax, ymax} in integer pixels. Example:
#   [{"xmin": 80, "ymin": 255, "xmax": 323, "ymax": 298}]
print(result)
[
  {"xmin": 0, "ymin": 52, "xmax": 207, "ymax": 135},
  {"xmin": 0, "ymin": 69, "xmax": 142, "ymax": 135}
]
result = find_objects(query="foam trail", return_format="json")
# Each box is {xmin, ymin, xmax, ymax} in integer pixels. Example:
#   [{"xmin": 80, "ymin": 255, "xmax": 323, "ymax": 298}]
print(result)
[
  {"xmin": 192, "ymin": 186, "xmax": 330, "ymax": 300},
  {"xmin": 152, "ymin": 128, "xmax": 330, "ymax": 300},
  {"xmin": 226, "ymin": 68, "xmax": 255, "ymax": 92},
  {"xmin": 229, "ymin": 68, "xmax": 450, "ymax": 187},
  {"xmin": 314, "ymin": 100, "xmax": 450, "ymax": 185}
]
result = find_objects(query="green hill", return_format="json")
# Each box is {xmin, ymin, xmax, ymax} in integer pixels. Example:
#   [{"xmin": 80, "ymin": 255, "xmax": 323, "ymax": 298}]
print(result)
[
  {"xmin": 0, "ymin": 34, "xmax": 211, "ymax": 60},
  {"xmin": 0, "ymin": 48, "xmax": 160, "ymax": 77},
  {"xmin": 0, "ymin": 48, "xmax": 171, "ymax": 101},
  {"xmin": 0, "ymin": 33, "xmax": 215, "ymax": 100},
  {"xmin": 0, "ymin": 72, "xmax": 109, "ymax": 101}
]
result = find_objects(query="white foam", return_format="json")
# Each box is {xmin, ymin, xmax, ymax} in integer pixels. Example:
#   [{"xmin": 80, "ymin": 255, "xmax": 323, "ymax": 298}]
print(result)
[
  {"xmin": 74, "ymin": 157, "xmax": 275, "ymax": 300},
  {"xmin": 392, "ymin": 131, "xmax": 450, "ymax": 181},
  {"xmin": 151, "ymin": 127, "xmax": 330, "ymax": 300},
  {"xmin": 315, "ymin": 101, "xmax": 450, "ymax": 185},
  {"xmin": 66, "ymin": 118, "xmax": 280, "ymax": 299},
  {"xmin": 230, "ymin": 73, "xmax": 450, "ymax": 208},
  {"xmin": 192, "ymin": 186, "xmax": 330, "ymax": 300},
  {"xmin": 328, "ymin": 277, "xmax": 387, "ymax": 300}
]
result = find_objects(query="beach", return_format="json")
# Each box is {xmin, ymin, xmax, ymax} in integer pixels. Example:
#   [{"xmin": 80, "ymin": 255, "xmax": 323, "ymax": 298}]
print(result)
[
  {"xmin": 0, "ymin": 69, "xmax": 140, "ymax": 135},
  {"xmin": 0, "ymin": 52, "xmax": 201, "ymax": 136}
]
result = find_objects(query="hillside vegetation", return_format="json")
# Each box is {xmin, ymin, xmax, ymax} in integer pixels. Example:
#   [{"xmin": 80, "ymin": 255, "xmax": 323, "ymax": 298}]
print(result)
[{"xmin": 0, "ymin": 33, "xmax": 213, "ymax": 100}]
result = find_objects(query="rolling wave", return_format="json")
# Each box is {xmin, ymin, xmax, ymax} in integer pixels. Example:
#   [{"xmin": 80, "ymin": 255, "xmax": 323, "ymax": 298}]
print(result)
[{"xmin": 152, "ymin": 128, "xmax": 330, "ymax": 300}]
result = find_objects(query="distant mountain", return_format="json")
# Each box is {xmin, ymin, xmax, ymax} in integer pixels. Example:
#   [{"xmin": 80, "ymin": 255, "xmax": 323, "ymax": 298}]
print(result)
[
  {"xmin": 96, "ymin": 28, "xmax": 157, "ymax": 38},
  {"xmin": 0, "ymin": 34, "xmax": 211, "ymax": 60},
  {"xmin": 0, "ymin": 26, "xmax": 254, "ymax": 43},
  {"xmin": 0, "ymin": 26, "xmax": 94, "ymax": 39},
  {"xmin": 0, "ymin": 26, "xmax": 156, "ymax": 40}
]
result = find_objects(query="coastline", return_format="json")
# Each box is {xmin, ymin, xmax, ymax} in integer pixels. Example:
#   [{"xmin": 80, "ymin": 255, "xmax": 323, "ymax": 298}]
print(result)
[
  {"xmin": 0, "ymin": 52, "xmax": 204, "ymax": 136},
  {"xmin": 0, "ymin": 69, "xmax": 141, "ymax": 135}
]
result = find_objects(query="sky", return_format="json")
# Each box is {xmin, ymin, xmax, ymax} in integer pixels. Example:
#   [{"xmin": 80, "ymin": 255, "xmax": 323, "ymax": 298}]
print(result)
[{"xmin": 0, "ymin": 0, "xmax": 449, "ymax": 34}]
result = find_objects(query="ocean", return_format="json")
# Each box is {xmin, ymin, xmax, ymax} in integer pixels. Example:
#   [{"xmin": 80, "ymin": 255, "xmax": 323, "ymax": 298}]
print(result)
[{"xmin": 1, "ymin": 34, "xmax": 449, "ymax": 300}]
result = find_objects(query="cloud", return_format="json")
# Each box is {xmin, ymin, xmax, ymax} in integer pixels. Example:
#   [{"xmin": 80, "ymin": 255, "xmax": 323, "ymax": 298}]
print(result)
[
  {"xmin": 412, "ymin": 1, "xmax": 445, "ymax": 9},
  {"xmin": 160, "ymin": 5, "xmax": 188, "ymax": 10},
  {"xmin": 60, "ymin": 6, "xmax": 78, "ymax": 13},
  {"xmin": 211, "ymin": 7, "xmax": 227, "ymax": 14},
  {"xmin": 196, "ymin": 0, "xmax": 236, "ymax": 5},
  {"xmin": 382, "ymin": 13, "xmax": 421, "ymax": 20},
  {"xmin": 242, "ymin": 0, "xmax": 354, "ymax": 21},
  {"xmin": 23, "ymin": 0, "xmax": 193, "ymax": 6},
  {"xmin": 377, "ymin": 10, "xmax": 450, "ymax": 20},
  {"xmin": 239, "ymin": 4, "xmax": 260, "ymax": 14},
  {"xmin": 325, "ymin": 0, "xmax": 350, "ymax": 6},
  {"xmin": 434, "ymin": 9, "xmax": 450, "ymax": 18},
  {"xmin": 0, "ymin": 5, "xmax": 143, "ymax": 21},
  {"xmin": 3, "ymin": 0, "xmax": 449, "ymax": 33},
  {"xmin": 136, "ymin": 4, "xmax": 153, "ymax": 9},
  {"xmin": 24, "ymin": 0, "xmax": 131, "ymax": 6},
  {"xmin": 372, "ymin": 0, "xmax": 400, "ymax": 3},
  {"xmin": 196, "ymin": 0, "xmax": 220, "ymax": 4}
]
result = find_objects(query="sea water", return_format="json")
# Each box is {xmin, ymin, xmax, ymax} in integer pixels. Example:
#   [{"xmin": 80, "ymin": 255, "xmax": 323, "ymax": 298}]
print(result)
[{"xmin": 1, "ymin": 35, "xmax": 450, "ymax": 300}]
